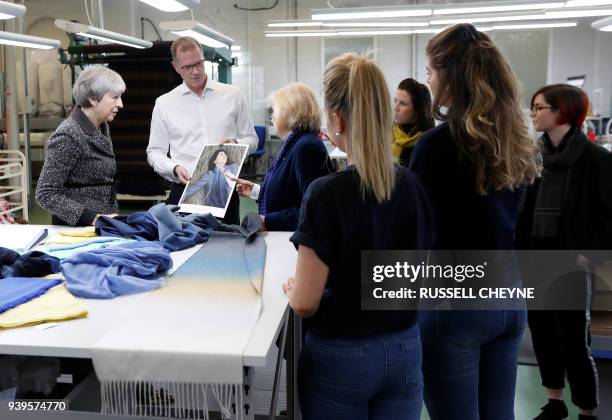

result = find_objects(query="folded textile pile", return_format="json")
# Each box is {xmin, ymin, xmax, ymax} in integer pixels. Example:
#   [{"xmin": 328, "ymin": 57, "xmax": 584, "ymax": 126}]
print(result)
[
  {"xmin": 0, "ymin": 248, "xmax": 61, "ymax": 279},
  {"xmin": 0, "ymin": 283, "xmax": 88, "ymax": 329},
  {"xmin": 42, "ymin": 237, "xmax": 134, "ymax": 260},
  {"xmin": 96, "ymin": 204, "xmax": 214, "ymax": 252},
  {"xmin": 0, "ymin": 277, "xmax": 63, "ymax": 313},
  {"xmin": 61, "ymin": 241, "xmax": 173, "ymax": 299}
]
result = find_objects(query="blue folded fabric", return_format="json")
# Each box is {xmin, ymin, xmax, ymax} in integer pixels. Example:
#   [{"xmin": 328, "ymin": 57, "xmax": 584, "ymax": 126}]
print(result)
[
  {"xmin": 0, "ymin": 248, "xmax": 61, "ymax": 279},
  {"xmin": 148, "ymin": 204, "xmax": 213, "ymax": 251},
  {"xmin": 60, "ymin": 241, "xmax": 173, "ymax": 299},
  {"xmin": 95, "ymin": 204, "xmax": 215, "ymax": 252},
  {"xmin": 0, "ymin": 277, "xmax": 63, "ymax": 313},
  {"xmin": 96, "ymin": 212, "xmax": 158, "ymax": 241},
  {"xmin": 43, "ymin": 238, "xmax": 135, "ymax": 260}
]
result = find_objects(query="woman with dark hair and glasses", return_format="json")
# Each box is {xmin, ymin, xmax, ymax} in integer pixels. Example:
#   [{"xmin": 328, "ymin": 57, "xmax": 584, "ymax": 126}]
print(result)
[
  {"xmin": 392, "ymin": 78, "xmax": 435, "ymax": 166},
  {"xmin": 410, "ymin": 23, "xmax": 541, "ymax": 419},
  {"xmin": 516, "ymin": 84, "xmax": 612, "ymax": 420}
]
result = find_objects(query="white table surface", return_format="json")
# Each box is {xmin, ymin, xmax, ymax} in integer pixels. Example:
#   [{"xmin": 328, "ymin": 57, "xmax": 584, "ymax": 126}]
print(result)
[{"xmin": 0, "ymin": 226, "xmax": 295, "ymax": 368}]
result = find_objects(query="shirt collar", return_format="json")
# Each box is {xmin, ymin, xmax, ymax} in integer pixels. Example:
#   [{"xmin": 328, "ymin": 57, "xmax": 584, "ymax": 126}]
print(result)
[
  {"xmin": 180, "ymin": 79, "xmax": 219, "ymax": 97},
  {"xmin": 71, "ymin": 106, "xmax": 98, "ymax": 136}
]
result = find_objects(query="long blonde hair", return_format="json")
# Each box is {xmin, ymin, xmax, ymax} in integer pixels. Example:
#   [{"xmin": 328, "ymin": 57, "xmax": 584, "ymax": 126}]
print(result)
[
  {"xmin": 323, "ymin": 53, "xmax": 395, "ymax": 202},
  {"xmin": 427, "ymin": 24, "xmax": 541, "ymax": 195}
]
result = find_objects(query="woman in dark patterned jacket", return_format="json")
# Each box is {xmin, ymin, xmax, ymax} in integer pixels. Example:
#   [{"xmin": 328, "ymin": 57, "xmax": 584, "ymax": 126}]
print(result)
[{"xmin": 36, "ymin": 66, "xmax": 125, "ymax": 226}]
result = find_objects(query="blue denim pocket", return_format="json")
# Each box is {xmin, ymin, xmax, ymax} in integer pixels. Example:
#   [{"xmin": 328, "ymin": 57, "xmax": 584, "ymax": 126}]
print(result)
[
  {"xmin": 312, "ymin": 341, "xmax": 367, "ymax": 392},
  {"xmin": 400, "ymin": 337, "xmax": 422, "ymax": 385}
]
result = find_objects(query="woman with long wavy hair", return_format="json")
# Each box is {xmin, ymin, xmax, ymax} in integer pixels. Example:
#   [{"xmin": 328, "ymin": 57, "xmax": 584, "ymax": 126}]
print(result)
[
  {"xmin": 410, "ymin": 23, "xmax": 541, "ymax": 419},
  {"xmin": 283, "ymin": 53, "xmax": 434, "ymax": 419}
]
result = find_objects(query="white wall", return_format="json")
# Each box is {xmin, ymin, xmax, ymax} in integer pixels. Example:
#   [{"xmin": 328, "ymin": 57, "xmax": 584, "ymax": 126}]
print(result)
[
  {"xmin": 20, "ymin": 0, "xmax": 612, "ymax": 124},
  {"xmin": 548, "ymin": 21, "xmax": 612, "ymax": 117}
]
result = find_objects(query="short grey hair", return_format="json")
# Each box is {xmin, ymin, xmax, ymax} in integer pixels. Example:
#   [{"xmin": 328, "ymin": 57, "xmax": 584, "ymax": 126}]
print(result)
[{"xmin": 73, "ymin": 65, "xmax": 126, "ymax": 108}]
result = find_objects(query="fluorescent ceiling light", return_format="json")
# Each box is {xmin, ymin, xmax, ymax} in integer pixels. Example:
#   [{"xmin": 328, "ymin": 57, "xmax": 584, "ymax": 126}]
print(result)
[
  {"xmin": 322, "ymin": 21, "xmax": 429, "ymax": 27},
  {"xmin": 414, "ymin": 28, "xmax": 445, "ymax": 34},
  {"xmin": 434, "ymin": 1, "xmax": 564, "ymax": 15},
  {"xmin": 312, "ymin": 6, "xmax": 432, "ymax": 20},
  {"xmin": 159, "ymin": 20, "xmax": 234, "ymax": 49},
  {"xmin": 0, "ymin": 1, "xmax": 25, "ymax": 19},
  {"xmin": 55, "ymin": 19, "xmax": 152, "ymax": 49},
  {"xmin": 566, "ymin": 0, "xmax": 612, "ymax": 6},
  {"xmin": 545, "ymin": 8, "xmax": 612, "ymax": 17},
  {"xmin": 268, "ymin": 21, "xmax": 323, "ymax": 27},
  {"xmin": 266, "ymin": 30, "xmax": 338, "ymax": 37},
  {"xmin": 0, "ymin": 30, "xmax": 60, "ymax": 49},
  {"xmin": 338, "ymin": 29, "xmax": 414, "ymax": 35},
  {"xmin": 491, "ymin": 21, "xmax": 577, "ymax": 29},
  {"xmin": 431, "ymin": 14, "xmax": 547, "ymax": 24},
  {"xmin": 591, "ymin": 15, "xmax": 612, "ymax": 30},
  {"xmin": 137, "ymin": 0, "xmax": 199, "ymax": 12},
  {"xmin": 231, "ymin": 45, "xmax": 241, "ymax": 51}
]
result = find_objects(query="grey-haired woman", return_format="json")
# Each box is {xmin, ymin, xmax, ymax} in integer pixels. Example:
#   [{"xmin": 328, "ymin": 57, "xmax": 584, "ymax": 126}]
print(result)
[{"xmin": 36, "ymin": 66, "xmax": 125, "ymax": 226}]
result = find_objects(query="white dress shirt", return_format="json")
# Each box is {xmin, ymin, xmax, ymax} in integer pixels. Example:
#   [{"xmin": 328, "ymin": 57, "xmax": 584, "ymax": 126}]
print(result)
[{"xmin": 147, "ymin": 79, "xmax": 258, "ymax": 182}]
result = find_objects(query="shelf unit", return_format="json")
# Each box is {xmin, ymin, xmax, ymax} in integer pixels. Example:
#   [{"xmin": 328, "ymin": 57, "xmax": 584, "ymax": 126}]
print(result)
[{"xmin": 0, "ymin": 150, "xmax": 28, "ymax": 221}]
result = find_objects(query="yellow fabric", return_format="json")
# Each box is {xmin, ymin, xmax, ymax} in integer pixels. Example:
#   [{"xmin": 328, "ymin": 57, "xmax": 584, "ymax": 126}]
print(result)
[
  {"xmin": 391, "ymin": 125, "xmax": 424, "ymax": 158},
  {"xmin": 0, "ymin": 283, "xmax": 88, "ymax": 329},
  {"xmin": 46, "ymin": 226, "xmax": 98, "ymax": 244}
]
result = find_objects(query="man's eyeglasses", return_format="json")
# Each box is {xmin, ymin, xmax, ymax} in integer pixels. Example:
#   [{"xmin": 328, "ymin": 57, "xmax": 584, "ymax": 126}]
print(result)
[
  {"xmin": 529, "ymin": 105, "xmax": 555, "ymax": 114},
  {"xmin": 180, "ymin": 59, "xmax": 205, "ymax": 73}
]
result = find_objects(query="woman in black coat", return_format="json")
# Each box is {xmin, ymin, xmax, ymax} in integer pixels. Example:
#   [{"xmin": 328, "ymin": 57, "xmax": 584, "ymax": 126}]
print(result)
[
  {"xmin": 517, "ymin": 84, "xmax": 612, "ymax": 420},
  {"xmin": 36, "ymin": 66, "xmax": 125, "ymax": 226}
]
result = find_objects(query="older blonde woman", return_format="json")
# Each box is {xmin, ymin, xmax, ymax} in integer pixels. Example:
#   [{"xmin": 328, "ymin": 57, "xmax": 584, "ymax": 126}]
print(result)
[
  {"xmin": 235, "ymin": 83, "xmax": 332, "ymax": 231},
  {"xmin": 36, "ymin": 66, "xmax": 125, "ymax": 226}
]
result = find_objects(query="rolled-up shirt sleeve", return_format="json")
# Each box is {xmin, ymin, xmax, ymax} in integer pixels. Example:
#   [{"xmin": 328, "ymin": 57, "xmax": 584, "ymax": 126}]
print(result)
[
  {"xmin": 147, "ymin": 100, "xmax": 178, "ymax": 182},
  {"xmin": 234, "ymin": 92, "xmax": 258, "ymax": 154}
]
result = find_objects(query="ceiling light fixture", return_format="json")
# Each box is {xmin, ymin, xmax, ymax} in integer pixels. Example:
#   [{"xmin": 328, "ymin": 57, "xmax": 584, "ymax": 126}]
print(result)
[
  {"xmin": 322, "ymin": 21, "xmax": 429, "ymax": 27},
  {"xmin": 0, "ymin": 1, "xmax": 25, "ymax": 19},
  {"xmin": 433, "ymin": 1, "xmax": 565, "ymax": 15},
  {"xmin": 265, "ymin": 30, "xmax": 338, "ymax": 37},
  {"xmin": 431, "ymin": 13, "xmax": 547, "ymax": 24},
  {"xmin": 268, "ymin": 21, "xmax": 323, "ymax": 27},
  {"xmin": 137, "ymin": 0, "xmax": 199, "ymax": 12},
  {"xmin": 338, "ymin": 29, "xmax": 414, "ymax": 36},
  {"xmin": 591, "ymin": 15, "xmax": 612, "ymax": 29},
  {"xmin": 545, "ymin": 8, "xmax": 612, "ymax": 17},
  {"xmin": 565, "ymin": 0, "xmax": 612, "ymax": 6},
  {"xmin": 0, "ymin": 30, "xmax": 60, "ymax": 49},
  {"xmin": 55, "ymin": 19, "xmax": 152, "ymax": 49},
  {"xmin": 491, "ymin": 21, "xmax": 578, "ymax": 29},
  {"xmin": 312, "ymin": 6, "xmax": 432, "ymax": 20},
  {"xmin": 159, "ymin": 20, "xmax": 234, "ymax": 49}
]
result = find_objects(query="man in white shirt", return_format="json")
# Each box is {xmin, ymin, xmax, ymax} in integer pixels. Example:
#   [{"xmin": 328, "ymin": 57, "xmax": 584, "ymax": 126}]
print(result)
[{"xmin": 147, "ymin": 36, "xmax": 258, "ymax": 224}]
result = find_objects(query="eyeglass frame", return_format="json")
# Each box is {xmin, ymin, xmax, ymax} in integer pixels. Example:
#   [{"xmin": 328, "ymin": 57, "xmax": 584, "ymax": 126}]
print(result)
[
  {"xmin": 529, "ymin": 105, "xmax": 556, "ymax": 114},
  {"xmin": 179, "ymin": 59, "xmax": 205, "ymax": 74}
]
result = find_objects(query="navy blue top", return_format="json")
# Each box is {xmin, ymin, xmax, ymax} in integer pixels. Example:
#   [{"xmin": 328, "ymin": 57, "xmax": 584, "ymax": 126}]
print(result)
[
  {"xmin": 290, "ymin": 165, "xmax": 435, "ymax": 338},
  {"xmin": 263, "ymin": 131, "xmax": 332, "ymax": 231},
  {"xmin": 410, "ymin": 123, "xmax": 521, "ymax": 250}
]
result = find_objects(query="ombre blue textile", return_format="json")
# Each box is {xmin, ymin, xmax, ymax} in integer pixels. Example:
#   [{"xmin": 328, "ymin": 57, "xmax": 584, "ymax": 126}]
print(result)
[
  {"xmin": 60, "ymin": 241, "xmax": 172, "ymax": 299},
  {"xmin": 0, "ymin": 277, "xmax": 63, "ymax": 313},
  {"xmin": 95, "ymin": 204, "xmax": 214, "ymax": 252}
]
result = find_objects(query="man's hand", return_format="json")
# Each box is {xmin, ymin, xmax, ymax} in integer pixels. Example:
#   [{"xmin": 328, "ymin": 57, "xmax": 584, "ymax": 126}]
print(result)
[
  {"xmin": 173, "ymin": 165, "xmax": 191, "ymax": 184},
  {"xmin": 220, "ymin": 138, "xmax": 237, "ymax": 145},
  {"xmin": 235, "ymin": 178, "xmax": 254, "ymax": 197}
]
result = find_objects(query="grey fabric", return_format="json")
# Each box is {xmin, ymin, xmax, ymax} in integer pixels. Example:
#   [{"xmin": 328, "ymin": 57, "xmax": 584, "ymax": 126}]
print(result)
[{"xmin": 36, "ymin": 107, "xmax": 118, "ymax": 226}]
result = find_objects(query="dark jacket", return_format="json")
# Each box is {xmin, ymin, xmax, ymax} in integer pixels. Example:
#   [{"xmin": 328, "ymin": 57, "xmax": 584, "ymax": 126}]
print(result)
[
  {"xmin": 516, "ymin": 128, "xmax": 612, "ymax": 252},
  {"xmin": 36, "ymin": 107, "xmax": 118, "ymax": 226},
  {"xmin": 263, "ymin": 131, "xmax": 333, "ymax": 231}
]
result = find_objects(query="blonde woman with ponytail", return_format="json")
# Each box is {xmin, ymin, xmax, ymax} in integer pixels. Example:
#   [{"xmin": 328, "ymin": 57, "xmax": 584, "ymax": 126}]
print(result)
[
  {"xmin": 282, "ymin": 53, "xmax": 434, "ymax": 419},
  {"xmin": 410, "ymin": 24, "xmax": 541, "ymax": 420}
]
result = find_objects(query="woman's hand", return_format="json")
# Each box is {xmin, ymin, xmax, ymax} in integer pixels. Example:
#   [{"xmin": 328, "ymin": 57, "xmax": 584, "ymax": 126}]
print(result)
[{"xmin": 235, "ymin": 178, "xmax": 255, "ymax": 197}]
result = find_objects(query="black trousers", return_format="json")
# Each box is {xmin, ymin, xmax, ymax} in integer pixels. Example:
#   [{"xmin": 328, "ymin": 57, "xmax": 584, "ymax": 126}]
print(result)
[
  {"xmin": 528, "ymin": 297, "xmax": 599, "ymax": 409},
  {"xmin": 166, "ymin": 182, "xmax": 240, "ymax": 225}
]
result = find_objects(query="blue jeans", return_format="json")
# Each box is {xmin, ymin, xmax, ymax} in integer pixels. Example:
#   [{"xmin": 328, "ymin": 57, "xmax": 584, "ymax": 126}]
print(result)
[
  {"xmin": 298, "ymin": 324, "xmax": 423, "ymax": 420},
  {"xmin": 419, "ymin": 309, "xmax": 527, "ymax": 420}
]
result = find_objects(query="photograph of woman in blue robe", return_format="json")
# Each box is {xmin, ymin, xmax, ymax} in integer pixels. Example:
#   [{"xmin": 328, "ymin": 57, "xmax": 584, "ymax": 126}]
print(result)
[{"xmin": 181, "ymin": 148, "xmax": 240, "ymax": 208}]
